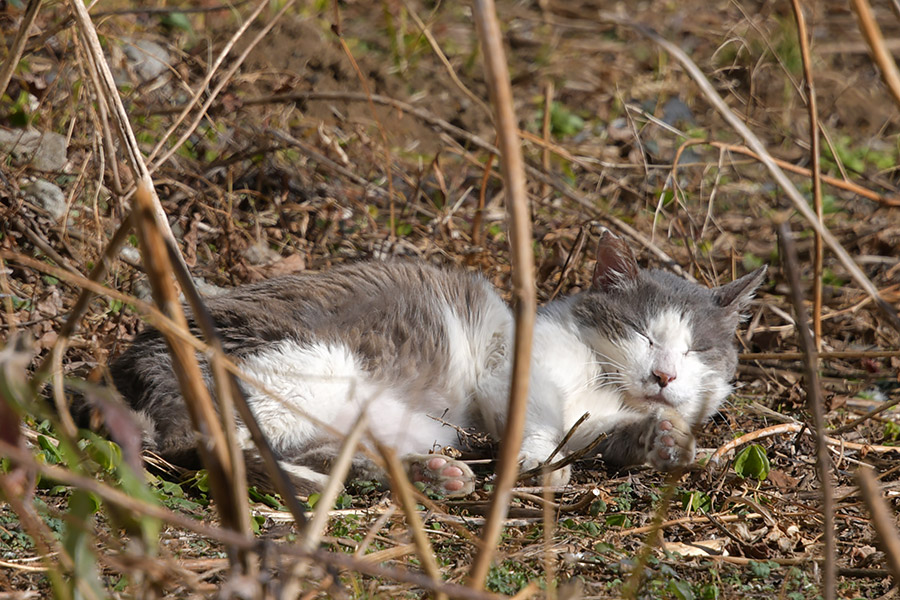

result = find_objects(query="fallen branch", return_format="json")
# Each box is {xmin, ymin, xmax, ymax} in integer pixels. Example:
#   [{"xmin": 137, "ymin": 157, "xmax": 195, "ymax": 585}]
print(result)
[{"xmin": 709, "ymin": 422, "xmax": 900, "ymax": 465}]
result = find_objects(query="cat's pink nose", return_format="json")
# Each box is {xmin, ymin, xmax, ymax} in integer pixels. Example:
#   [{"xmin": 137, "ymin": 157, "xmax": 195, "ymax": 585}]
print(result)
[{"xmin": 653, "ymin": 369, "xmax": 676, "ymax": 387}]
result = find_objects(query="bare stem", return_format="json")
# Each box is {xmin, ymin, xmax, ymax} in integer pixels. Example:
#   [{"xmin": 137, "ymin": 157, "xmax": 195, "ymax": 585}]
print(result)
[{"xmin": 468, "ymin": 0, "xmax": 536, "ymax": 589}]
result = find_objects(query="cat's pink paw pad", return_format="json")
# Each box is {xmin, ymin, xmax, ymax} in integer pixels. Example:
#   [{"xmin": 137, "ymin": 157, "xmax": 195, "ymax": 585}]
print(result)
[
  {"xmin": 404, "ymin": 454, "xmax": 475, "ymax": 498},
  {"xmin": 648, "ymin": 412, "xmax": 696, "ymax": 471}
]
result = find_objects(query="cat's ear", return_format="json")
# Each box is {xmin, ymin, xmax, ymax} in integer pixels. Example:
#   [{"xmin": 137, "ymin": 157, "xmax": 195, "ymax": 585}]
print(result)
[
  {"xmin": 714, "ymin": 265, "xmax": 768, "ymax": 311},
  {"xmin": 592, "ymin": 231, "xmax": 639, "ymax": 289}
]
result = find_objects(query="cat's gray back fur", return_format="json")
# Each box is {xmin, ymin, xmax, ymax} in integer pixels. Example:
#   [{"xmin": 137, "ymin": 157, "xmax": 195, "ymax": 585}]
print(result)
[{"xmin": 112, "ymin": 260, "xmax": 509, "ymax": 462}]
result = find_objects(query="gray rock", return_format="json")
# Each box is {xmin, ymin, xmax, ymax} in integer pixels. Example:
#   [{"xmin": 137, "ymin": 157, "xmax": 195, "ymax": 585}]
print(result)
[
  {"xmin": 24, "ymin": 179, "xmax": 67, "ymax": 221},
  {"xmin": 662, "ymin": 97, "xmax": 696, "ymax": 127},
  {"xmin": 122, "ymin": 39, "xmax": 171, "ymax": 83},
  {"xmin": 0, "ymin": 128, "xmax": 67, "ymax": 171}
]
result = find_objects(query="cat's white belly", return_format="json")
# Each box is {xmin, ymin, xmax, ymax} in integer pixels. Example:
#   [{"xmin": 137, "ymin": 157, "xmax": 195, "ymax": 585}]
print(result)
[{"xmin": 237, "ymin": 339, "xmax": 465, "ymax": 456}]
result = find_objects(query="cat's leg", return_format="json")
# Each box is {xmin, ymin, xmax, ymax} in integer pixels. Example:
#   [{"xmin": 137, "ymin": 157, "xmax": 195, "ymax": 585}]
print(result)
[
  {"xmin": 594, "ymin": 407, "xmax": 696, "ymax": 471},
  {"xmin": 476, "ymin": 369, "xmax": 572, "ymax": 486}
]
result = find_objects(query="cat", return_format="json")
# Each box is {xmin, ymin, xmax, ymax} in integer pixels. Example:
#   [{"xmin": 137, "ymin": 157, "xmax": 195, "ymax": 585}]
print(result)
[{"xmin": 109, "ymin": 231, "xmax": 766, "ymax": 497}]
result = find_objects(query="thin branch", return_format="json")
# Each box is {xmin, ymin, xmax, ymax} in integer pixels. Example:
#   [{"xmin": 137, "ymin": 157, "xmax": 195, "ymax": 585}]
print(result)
[
  {"xmin": 0, "ymin": 440, "xmax": 505, "ymax": 600},
  {"xmin": 162, "ymin": 238, "xmax": 309, "ymax": 528},
  {"xmin": 778, "ymin": 222, "xmax": 834, "ymax": 600},
  {"xmin": 468, "ymin": 0, "xmax": 536, "ymax": 590},
  {"xmin": 741, "ymin": 350, "xmax": 900, "ymax": 360},
  {"xmin": 850, "ymin": 0, "xmax": 900, "ymax": 108},
  {"xmin": 709, "ymin": 421, "xmax": 900, "ymax": 464},
  {"xmin": 672, "ymin": 139, "xmax": 900, "ymax": 208},
  {"xmin": 379, "ymin": 445, "xmax": 448, "ymax": 600},
  {"xmin": 133, "ymin": 183, "xmax": 252, "ymax": 568},
  {"xmin": 856, "ymin": 468, "xmax": 900, "ymax": 585},
  {"xmin": 790, "ymin": 0, "xmax": 824, "ymax": 351},
  {"xmin": 145, "ymin": 0, "xmax": 271, "ymax": 166},
  {"xmin": 0, "ymin": 0, "xmax": 42, "ymax": 99}
]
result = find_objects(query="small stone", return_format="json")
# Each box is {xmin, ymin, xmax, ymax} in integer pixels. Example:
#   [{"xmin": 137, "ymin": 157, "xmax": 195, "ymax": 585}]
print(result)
[
  {"xmin": 122, "ymin": 39, "xmax": 171, "ymax": 83},
  {"xmin": 0, "ymin": 128, "xmax": 67, "ymax": 171},
  {"xmin": 24, "ymin": 179, "xmax": 67, "ymax": 221},
  {"xmin": 243, "ymin": 241, "xmax": 280, "ymax": 265}
]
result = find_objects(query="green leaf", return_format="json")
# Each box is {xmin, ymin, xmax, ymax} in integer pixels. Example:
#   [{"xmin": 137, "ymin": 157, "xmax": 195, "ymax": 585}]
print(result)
[
  {"xmin": 161, "ymin": 12, "xmax": 193, "ymax": 33},
  {"xmin": 37, "ymin": 435, "xmax": 64, "ymax": 465},
  {"xmin": 667, "ymin": 579, "xmax": 694, "ymax": 600},
  {"xmin": 733, "ymin": 444, "xmax": 770, "ymax": 480}
]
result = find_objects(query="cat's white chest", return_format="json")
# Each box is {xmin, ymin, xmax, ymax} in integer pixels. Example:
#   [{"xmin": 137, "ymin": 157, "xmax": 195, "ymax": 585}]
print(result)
[{"xmin": 531, "ymin": 317, "xmax": 626, "ymax": 431}]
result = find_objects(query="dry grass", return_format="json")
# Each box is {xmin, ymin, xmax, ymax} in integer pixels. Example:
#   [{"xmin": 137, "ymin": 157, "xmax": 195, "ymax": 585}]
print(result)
[{"xmin": 2, "ymin": 0, "xmax": 900, "ymax": 598}]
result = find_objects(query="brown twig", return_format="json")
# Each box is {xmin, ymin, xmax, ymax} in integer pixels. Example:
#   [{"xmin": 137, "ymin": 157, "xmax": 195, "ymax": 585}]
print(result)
[
  {"xmin": 161, "ymin": 238, "xmax": 309, "ymax": 529},
  {"xmin": 778, "ymin": 221, "xmax": 835, "ymax": 600},
  {"xmin": 468, "ymin": 0, "xmax": 536, "ymax": 589},
  {"xmin": 709, "ymin": 422, "xmax": 900, "ymax": 464},
  {"xmin": 855, "ymin": 468, "xmax": 900, "ymax": 585},
  {"xmin": 65, "ymin": 0, "xmax": 179, "ymax": 254},
  {"xmin": 133, "ymin": 183, "xmax": 252, "ymax": 569},
  {"xmin": 828, "ymin": 393, "xmax": 900, "ymax": 436},
  {"xmin": 541, "ymin": 80, "xmax": 554, "ymax": 199},
  {"xmin": 0, "ymin": 439, "xmax": 505, "ymax": 600},
  {"xmin": 672, "ymin": 139, "xmax": 900, "ymax": 208},
  {"xmin": 379, "ymin": 445, "xmax": 448, "ymax": 600},
  {"xmin": 850, "ymin": 0, "xmax": 900, "ymax": 108},
  {"xmin": 0, "ymin": 0, "xmax": 42, "ymax": 99},
  {"xmin": 146, "ymin": 0, "xmax": 270, "ymax": 166},
  {"xmin": 741, "ymin": 350, "xmax": 900, "ymax": 360},
  {"xmin": 147, "ymin": 0, "xmax": 295, "ymax": 174},
  {"xmin": 331, "ymin": 5, "xmax": 399, "ymax": 239},
  {"xmin": 192, "ymin": 88, "xmax": 689, "ymax": 274},
  {"xmin": 790, "ymin": 0, "xmax": 824, "ymax": 351}
]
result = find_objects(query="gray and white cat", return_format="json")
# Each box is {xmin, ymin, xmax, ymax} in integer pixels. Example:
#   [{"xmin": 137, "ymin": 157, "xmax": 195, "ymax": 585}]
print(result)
[{"xmin": 111, "ymin": 232, "xmax": 766, "ymax": 497}]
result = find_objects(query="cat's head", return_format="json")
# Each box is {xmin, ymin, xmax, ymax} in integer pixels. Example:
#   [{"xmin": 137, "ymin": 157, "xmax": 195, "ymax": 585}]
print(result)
[{"xmin": 573, "ymin": 231, "xmax": 766, "ymax": 424}]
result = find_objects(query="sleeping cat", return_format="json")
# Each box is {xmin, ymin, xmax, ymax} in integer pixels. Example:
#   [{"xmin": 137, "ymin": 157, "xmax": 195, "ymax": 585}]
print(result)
[{"xmin": 110, "ymin": 232, "xmax": 766, "ymax": 497}]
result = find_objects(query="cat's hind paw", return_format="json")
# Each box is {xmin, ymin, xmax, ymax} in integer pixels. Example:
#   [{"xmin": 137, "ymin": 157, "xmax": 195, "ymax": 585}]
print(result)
[
  {"xmin": 647, "ymin": 411, "xmax": 696, "ymax": 471},
  {"xmin": 404, "ymin": 454, "xmax": 475, "ymax": 498}
]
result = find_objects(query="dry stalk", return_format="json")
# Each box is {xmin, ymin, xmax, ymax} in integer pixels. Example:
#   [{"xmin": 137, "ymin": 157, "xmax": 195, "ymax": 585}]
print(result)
[
  {"xmin": 0, "ymin": 0, "xmax": 42, "ymax": 98},
  {"xmin": 0, "ymin": 439, "xmax": 506, "ymax": 600},
  {"xmin": 855, "ymin": 468, "xmax": 900, "ymax": 584},
  {"xmin": 65, "ymin": 0, "xmax": 183, "ymax": 269},
  {"xmin": 468, "ymin": 0, "xmax": 536, "ymax": 589},
  {"xmin": 146, "ymin": 0, "xmax": 270, "ymax": 165},
  {"xmin": 850, "ymin": 0, "xmax": 900, "ymax": 108},
  {"xmin": 779, "ymin": 223, "xmax": 836, "ymax": 598},
  {"xmin": 541, "ymin": 81, "xmax": 554, "ymax": 199},
  {"xmin": 378, "ymin": 445, "xmax": 448, "ymax": 600},
  {"xmin": 331, "ymin": 4, "xmax": 399, "ymax": 239},
  {"xmin": 672, "ymin": 139, "xmax": 900, "ymax": 208},
  {"xmin": 31, "ymin": 212, "xmax": 134, "ymax": 436},
  {"xmin": 133, "ymin": 184, "xmax": 252, "ymax": 568},
  {"xmin": 147, "ymin": 0, "xmax": 296, "ymax": 173},
  {"xmin": 401, "ymin": 0, "xmax": 492, "ymax": 119},
  {"xmin": 283, "ymin": 413, "xmax": 370, "ymax": 598},
  {"xmin": 789, "ymin": 0, "xmax": 824, "ymax": 351},
  {"xmin": 741, "ymin": 350, "xmax": 900, "ymax": 360},
  {"xmin": 160, "ymin": 239, "xmax": 309, "ymax": 528},
  {"xmin": 2, "ymin": 250, "xmax": 351, "ymax": 453},
  {"xmin": 580, "ymin": 12, "xmax": 900, "ymax": 334}
]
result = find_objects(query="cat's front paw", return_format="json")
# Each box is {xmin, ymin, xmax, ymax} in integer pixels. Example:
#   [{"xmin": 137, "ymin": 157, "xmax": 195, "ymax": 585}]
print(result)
[
  {"xmin": 646, "ymin": 410, "xmax": 696, "ymax": 471},
  {"xmin": 404, "ymin": 454, "xmax": 475, "ymax": 498}
]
